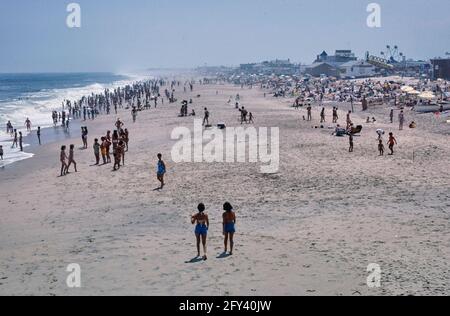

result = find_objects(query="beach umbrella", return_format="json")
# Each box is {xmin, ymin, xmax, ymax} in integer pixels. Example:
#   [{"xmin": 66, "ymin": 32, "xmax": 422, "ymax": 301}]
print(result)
[
  {"xmin": 418, "ymin": 91, "xmax": 436, "ymax": 100},
  {"xmin": 401, "ymin": 86, "xmax": 414, "ymax": 92}
]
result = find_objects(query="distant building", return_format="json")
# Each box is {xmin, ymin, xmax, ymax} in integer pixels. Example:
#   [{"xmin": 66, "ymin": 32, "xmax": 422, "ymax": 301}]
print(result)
[
  {"xmin": 239, "ymin": 59, "xmax": 299, "ymax": 75},
  {"xmin": 314, "ymin": 50, "xmax": 357, "ymax": 67},
  {"xmin": 305, "ymin": 62, "xmax": 341, "ymax": 78},
  {"xmin": 340, "ymin": 60, "xmax": 377, "ymax": 78},
  {"xmin": 431, "ymin": 58, "xmax": 450, "ymax": 80}
]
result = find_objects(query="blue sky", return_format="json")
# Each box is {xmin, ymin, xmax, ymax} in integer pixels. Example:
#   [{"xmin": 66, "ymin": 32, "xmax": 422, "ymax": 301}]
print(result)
[{"xmin": 0, "ymin": 0, "xmax": 449, "ymax": 73}]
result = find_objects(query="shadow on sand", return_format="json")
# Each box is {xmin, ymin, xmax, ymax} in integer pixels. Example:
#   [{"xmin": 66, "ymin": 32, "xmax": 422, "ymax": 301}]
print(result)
[
  {"xmin": 185, "ymin": 257, "xmax": 204, "ymax": 264},
  {"xmin": 216, "ymin": 252, "xmax": 231, "ymax": 259}
]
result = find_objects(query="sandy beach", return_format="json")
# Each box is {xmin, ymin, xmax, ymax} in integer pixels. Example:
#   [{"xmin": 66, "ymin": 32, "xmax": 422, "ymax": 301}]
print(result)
[{"xmin": 0, "ymin": 82, "xmax": 449, "ymax": 296}]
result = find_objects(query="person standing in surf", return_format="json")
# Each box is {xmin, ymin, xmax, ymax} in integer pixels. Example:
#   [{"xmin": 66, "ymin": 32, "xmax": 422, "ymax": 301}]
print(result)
[
  {"xmin": 19, "ymin": 132, "xmax": 23, "ymax": 152},
  {"xmin": 11, "ymin": 129, "xmax": 18, "ymax": 149},
  {"xmin": 37, "ymin": 127, "xmax": 41, "ymax": 145},
  {"xmin": 25, "ymin": 118, "xmax": 32, "ymax": 132},
  {"xmin": 191, "ymin": 203, "xmax": 209, "ymax": 260}
]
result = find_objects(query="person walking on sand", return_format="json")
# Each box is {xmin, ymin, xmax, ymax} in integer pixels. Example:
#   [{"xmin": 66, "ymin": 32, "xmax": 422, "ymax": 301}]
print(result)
[
  {"xmin": 105, "ymin": 134, "xmax": 112, "ymax": 164},
  {"xmin": 307, "ymin": 105, "xmax": 312, "ymax": 121},
  {"xmin": 156, "ymin": 153, "xmax": 166, "ymax": 189},
  {"xmin": 203, "ymin": 107, "xmax": 210, "ymax": 126},
  {"xmin": 249, "ymin": 112, "xmax": 254, "ymax": 124},
  {"xmin": 0, "ymin": 145, "xmax": 4, "ymax": 160},
  {"xmin": 100, "ymin": 137, "xmax": 107, "ymax": 165},
  {"xmin": 348, "ymin": 133, "xmax": 354, "ymax": 153},
  {"xmin": 115, "ymin": 118, "xmax": 124, "ymax": 132},
  {"xmin": 191, "ymin": 203, "xmax": 209, "ymax": 260},
  {"xmin": 93, "ymin": 138, "xmax": 100, "ymax": 165},
  {"xmin": 123, "ymin": 129, "xmax": 129, "ymax": 152},
  {"xmin": 37, "ymin": 126, "xmax": 41, "ymax": 145},
  {"xmin": 113, "ymin": 141, "xmax": 123, "ymax": 171},
  {"xmin": 131, "ymin": 107, "xmax": 137, "ymax": 123},
  {"xmin": 60, "ymin": 146, "xmax": 68, "ymax": 176},
  {"xmin": 378, "ymin": 139, "xmax": 385, "ymax": 156},
  {"xmin": 222, "ymin": 202, "xmax": 236, "ymax": 255},
  {"xmin": 346, "ymin": 111, "xmax": 352, "ymax": 129},
  {"xmin": 332, "ymin": 107, "xmax": 338, "ymax": 123},
  {"xmin": 81, "ymin": 127, "xmax": 88, "ymax": 149},
  {"xmin": 390, "ymin": 109, "xmax": 394, "ymax": 124},
  {"xmin": 66, "ymin": 144, "xmax": 77, "ymax": 173},
  {"xmin": 320, "ymin": 107, "xmax": 326, "ymax": 123},
  {"xmin": 398, "ymin": 110, "xmax": 405, "ymax": 131},
  {"xmin": 387, "ymin": 132, "xmax": 397, "ymax": 155}
]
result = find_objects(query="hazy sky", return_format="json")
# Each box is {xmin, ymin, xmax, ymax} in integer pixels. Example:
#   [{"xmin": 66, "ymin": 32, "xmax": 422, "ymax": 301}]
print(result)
[{"xmin": 0, "ymin": 0, "xmax": 449, "ymax": 73}]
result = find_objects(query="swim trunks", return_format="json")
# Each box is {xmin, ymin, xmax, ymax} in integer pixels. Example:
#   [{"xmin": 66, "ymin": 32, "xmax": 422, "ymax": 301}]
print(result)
[{"xmin": 195, "ymin": 224, "xmax": 208, "ymax": 236}]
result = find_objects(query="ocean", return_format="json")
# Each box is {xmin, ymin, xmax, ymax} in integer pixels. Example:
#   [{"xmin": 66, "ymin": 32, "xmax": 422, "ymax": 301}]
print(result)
[{"xmin": 0, "ymin": 72, "xmax": 142, "ymax": 168}]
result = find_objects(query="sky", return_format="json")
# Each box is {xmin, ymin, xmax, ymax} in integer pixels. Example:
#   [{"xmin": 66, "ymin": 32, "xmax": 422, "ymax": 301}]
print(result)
[{"xmin": 0, "ymin": 0, "xmax": 449, "ymax": 73}]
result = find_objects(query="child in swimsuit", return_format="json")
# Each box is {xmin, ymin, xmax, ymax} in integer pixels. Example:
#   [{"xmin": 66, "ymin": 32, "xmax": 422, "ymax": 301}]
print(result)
[
  {"xmin": 156, "ymin": 153, "xmax": 166, "ymax": 189},
  {"xmin": 387, "ymin": 133, "xmax": 397, "ymax": 155},
  {"xmin": 378, "ymin": 140, "xmax": 385, "ymax": 156},
  {"xmin": 222, "ymin": 202, "xmax": 236, "ymax": 255},
  {"xmin": 191, "ymin": 203, "xmax": 209, "ymax": 260}
]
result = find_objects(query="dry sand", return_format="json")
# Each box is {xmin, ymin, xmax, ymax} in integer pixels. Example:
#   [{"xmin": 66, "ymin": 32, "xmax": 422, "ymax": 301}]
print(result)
[{"xmin": 0, "ymin": 83, "xmax": 449, "ymax": 296}]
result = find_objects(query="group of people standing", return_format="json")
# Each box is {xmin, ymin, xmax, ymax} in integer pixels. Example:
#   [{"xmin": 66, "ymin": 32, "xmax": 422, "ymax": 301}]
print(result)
[
  {"xmin": 191, "ymin": 202, "xmax": 237, "ymax": 261},
  {"xmin": 4, "ymin": 118, "xmax": 42, "ymax": 155}
]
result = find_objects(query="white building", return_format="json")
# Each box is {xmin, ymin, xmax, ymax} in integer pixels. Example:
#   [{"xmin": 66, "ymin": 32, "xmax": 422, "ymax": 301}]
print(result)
[{"xmin": 340, "ymin": 60, "xmax": 377, "ymax": 78}]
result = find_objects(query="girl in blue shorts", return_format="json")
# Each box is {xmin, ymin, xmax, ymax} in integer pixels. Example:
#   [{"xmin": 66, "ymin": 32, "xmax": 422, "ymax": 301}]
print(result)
[
  {"xmin": 191, "ymin": 203, "xmax": 209, "ymax": 260},
  {"xmin": 222, "ymin": 202, "xmax": 236, "ymax": 255}
]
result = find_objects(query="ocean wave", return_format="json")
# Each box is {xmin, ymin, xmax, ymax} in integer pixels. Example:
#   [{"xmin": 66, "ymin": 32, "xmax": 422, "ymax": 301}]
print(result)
[{"xmin": 0, "ymin": 73, "xmax": 149, "ymax": 132}]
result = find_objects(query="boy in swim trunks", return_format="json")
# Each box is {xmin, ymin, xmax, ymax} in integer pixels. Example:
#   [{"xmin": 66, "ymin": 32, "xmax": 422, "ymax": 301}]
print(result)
[
  {"xmin": 378, "ymin": 139, "xmax": 385, "ymax": 156},
  {"xmin": 156, "ymin": 153, "xmax": 166, "ymax": 189},
  {"xmin": 191, "ymin": 203, "xmax": 209, "ymax": 260},
  {"xmin": 222, "ymin": 202, "xmax": 236, "ymax": 255},
  {"xmin": 387, "ymin": 132, "xmax": 397, "ymax": 155}
]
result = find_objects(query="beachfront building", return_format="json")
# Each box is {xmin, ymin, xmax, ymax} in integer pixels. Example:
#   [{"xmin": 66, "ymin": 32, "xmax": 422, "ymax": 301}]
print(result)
[
  {"xmin": 305, "ymin": 62, "xmax": 341, "ymax": 78},
  {"xmin": 239, "ymin": 59, "xmax": 299, "ymax": 75},
  {"xmin": 339, "ymin": 60, "xmax": 377, "ymax": 79},
  {"xmin": 314, "ymin": 50, "xmax": 358, "ymax": 68},
  {"xmin": 304, "ymin": 50, "xmax": 360, "ymax": 78},
  {"xmin": 431, "ymin": 58, "xmax": 450, "ymax": 80}
]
